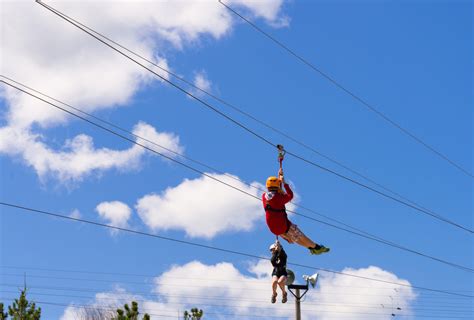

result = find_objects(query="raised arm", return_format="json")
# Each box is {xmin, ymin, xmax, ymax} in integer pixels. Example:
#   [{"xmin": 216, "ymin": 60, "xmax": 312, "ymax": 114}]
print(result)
[
  {"xmin": 271, "ymin": 250, "xmax": 278, "ymax": 267},
  {"xmin": 281, "ymin": 182, "xmax": 293, "ymax": 204},
  {"xmin": 279, "ymin": 169, "xmax": 293, "ymax": 204},
  {"xmin": 279, "ymin": 250, "xmax": 287, "ymax": 267}
]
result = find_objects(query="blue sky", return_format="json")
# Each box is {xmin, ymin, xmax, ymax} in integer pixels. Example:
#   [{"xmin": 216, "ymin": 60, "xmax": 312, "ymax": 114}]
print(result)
[{"xmin": 0, "ymin": 0, "xmax": 472, "ymax": 319}]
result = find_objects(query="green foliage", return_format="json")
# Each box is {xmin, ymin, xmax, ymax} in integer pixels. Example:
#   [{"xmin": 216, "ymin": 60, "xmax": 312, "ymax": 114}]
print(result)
[
  {"xmin": 184, "ymin": 308, "xmax": 203, "ymax": 320},
  {"xmin": 113, "ymin": 301, "xmax": 149, "ymax": 320},
  {"xmin": 0, "ymin": 303, "xmax": 8, "ymax": 320},
  {"xmin": 7, "ymin": 289, "xmax": 41, "ymax": 320}
]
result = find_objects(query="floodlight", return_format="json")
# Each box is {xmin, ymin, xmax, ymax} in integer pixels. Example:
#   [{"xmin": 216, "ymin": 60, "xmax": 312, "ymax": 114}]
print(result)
[
  {"xmin": 286, "ymin": 269, "xmax": 295, "ymax": 286},
  {"xmin": 302, "ymin": 273, "xmax": 319, "ymax": 288}
]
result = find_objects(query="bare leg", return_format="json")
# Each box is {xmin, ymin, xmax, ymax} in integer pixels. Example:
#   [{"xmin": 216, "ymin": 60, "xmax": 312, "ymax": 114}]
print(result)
[
  {"xmin": 277, "ymin": 276, "xmax": 287, "ymax": 293},
  {"xmin": 278, "ymin": 276, "xmax": 288, "ymax": 303},
  {"xmin": 280, "ymin": 233, "xmax": 294, "ymax": 244},
  {"xmin": 272, "ymin": 276, "xmax": 278, "ymax": 295},
  {"xmin": 283, "ymin": 224, "xmax": 329, "ymax": 254},
  {"xmin": 295, "ymin": 233, "xmax": 316, "ymax": 248},
  {"xmin": 283, "ymin": 225, "xmax": 318, "ymax": 248},
  {"xmin": 271, "ymin": 276, "xmax": 278, "ymax": 303}
]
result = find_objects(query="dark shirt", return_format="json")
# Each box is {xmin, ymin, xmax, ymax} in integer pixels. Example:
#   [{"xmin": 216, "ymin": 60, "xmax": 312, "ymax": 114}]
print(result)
[{"xmin": 271, "ymin": 249, "xmax": 288, "ymax": 277}]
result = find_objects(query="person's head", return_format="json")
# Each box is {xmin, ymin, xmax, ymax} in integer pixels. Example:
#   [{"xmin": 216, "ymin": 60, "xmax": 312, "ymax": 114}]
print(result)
[
  {"xmin": 266, "ymin": 176, "xmax": 281, "ymax": 193},
  {"xmin": 269, "ymin": 241, "xmax": 282, "ymax": 253}
]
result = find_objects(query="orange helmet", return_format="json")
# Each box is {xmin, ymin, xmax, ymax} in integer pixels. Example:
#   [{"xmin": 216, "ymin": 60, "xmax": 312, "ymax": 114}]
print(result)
[{"xmin": 266, "ymin": 176, "xmax": 280, "ymax": 190}]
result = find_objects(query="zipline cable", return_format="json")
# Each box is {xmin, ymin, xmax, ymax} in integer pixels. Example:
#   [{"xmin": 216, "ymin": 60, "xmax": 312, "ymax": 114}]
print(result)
[
  {"xmin": 1, "ymin": 75, "xmax": 369, "ymax": 239},
  {"xmin": 218, "ymin": 0, "xmax": 474, "ymax": 180},
  {"xmin": 1, "ymin": 79, "xmax": 473, "ymax": 274},
  {"xmin": 35, "ymin": 0, "xmax": 473, "ymax": 235},
  {"xmin": 0, "ymin": 76, "xmax": 443, "ymax": 260},
  {"xmin": 18, "ymin": 5, "xmax": 443, "ymax": 225},
  {"xmin": 1, "ymin": 201, "xmax": 473, "ymax": 298}
]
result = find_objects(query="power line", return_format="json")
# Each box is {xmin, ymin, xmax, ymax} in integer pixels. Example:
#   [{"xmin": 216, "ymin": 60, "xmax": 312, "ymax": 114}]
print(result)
[
  {"xmin": 218, "ymin": 0, "xmax": 473, "ymax": 179},
  {"xmin": 2, "ymin": 268, "xmax": 471, "ymax": 296},
  {"xmin": 1, "ymin": 201, "xmax": 473, "ymax": 298},
  {"xmin": 0, "ymin": 75, "xmax": 368, "ymax": 237},
  {"xmin": 1, "ymin": 265, "xmax": 472, "ymax": 296},
  {"xmin": 2, "ymin": 282, "xmax": 472, "ymax": 307},
  {"xmin": 18, "ymin": 3, "xmax": 444, "ymax": 237},
  {"xmin": 2, "ymin": 274, "xmax": 474, "ymax": 311},
  {"xmin": 1, "ymin": 79, "xmax": 472, "ymax": 274},
  {"xmin": 2, "ymin": 289, "xmax": 472, "ymax": 316},
  {"xmin": 0, "ymin": 298, "xmax": 178, "ymax": 319},
  {"xmin": 34, "ymin": 0, "xmax": 473, "ymax": 235},
  {"xmin": 1, "ymin": 294, "xmax": 472, "ymax": 319}
]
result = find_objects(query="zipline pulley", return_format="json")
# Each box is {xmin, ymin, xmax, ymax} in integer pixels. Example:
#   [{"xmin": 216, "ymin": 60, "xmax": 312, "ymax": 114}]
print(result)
[{"xmin": 277, "ymin": 144, "xmax": 285, "ymax": 170}]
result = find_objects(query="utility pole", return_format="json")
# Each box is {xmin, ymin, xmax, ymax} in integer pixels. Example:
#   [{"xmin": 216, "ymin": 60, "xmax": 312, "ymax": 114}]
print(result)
[
  {"xmin": 287, "ymin": 283, "xmax": 308, "ymax": 320},
  {"xmin": 286, "ymin": 272, "xmax": 318, "ymax": 320}
]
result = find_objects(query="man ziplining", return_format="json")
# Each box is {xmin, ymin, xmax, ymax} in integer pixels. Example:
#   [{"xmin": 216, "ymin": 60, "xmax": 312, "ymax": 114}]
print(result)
[{"xmin": 263, "ymin": 145, "xmax": 330, "ymax": 255}]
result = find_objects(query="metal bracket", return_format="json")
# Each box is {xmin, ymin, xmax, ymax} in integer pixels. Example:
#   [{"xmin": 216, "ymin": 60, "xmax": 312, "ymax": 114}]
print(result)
[{"xmin": 287, "ymin": 283, "xmax": 309, "ymax": 300}]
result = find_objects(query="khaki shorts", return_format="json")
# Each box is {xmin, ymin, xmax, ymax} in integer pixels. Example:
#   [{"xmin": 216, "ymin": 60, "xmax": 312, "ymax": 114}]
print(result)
[{"xmin": 282, "ymin": 224, "xmax": 304, "ymax": 243}]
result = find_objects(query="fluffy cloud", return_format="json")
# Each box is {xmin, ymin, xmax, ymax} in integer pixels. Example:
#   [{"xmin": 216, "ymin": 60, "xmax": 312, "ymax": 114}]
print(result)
[
  {"xmin": 135, "ymin": 173, "xmax": 264, "ymax": 239},
  {"xmin": 69, "ymin": 209, "xmax": 81, "ymax": 219},
  {"xmin": 0, "ymin": 121, "xmax": 182, "ymax": 183},
  {"xmin": 1, "ymin": 0, "xmax": 286, "ymax": 183},
  {"xmin": 311, "ymin": 266, "xmax": 417, "ymax": 320},
  {"xmin": 227, "ymin": 0, "xmax": 290, "ymax": 27},
  {"xmin": 96, "ymin": 201, "xmax": 132, "ymax": 233},
  {"xmin": 60, "ymin": 261, "xmax": 417, "ymax": 320},
  {"xmin": 189, "ymin": 71, "xmax": 212, "ymax": 98}
]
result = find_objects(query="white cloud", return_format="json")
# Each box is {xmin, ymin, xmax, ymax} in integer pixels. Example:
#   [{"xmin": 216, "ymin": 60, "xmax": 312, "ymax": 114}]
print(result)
[
  {"xmin": 0, "ymin": 121, "xmax": 182, "ymax": 183},
  {"xmin": 312, "ymin": 266, "xmax": 417, "ymax": 320},
  {"xmin": 247, "ymin": 258, "xmax": 272, "ymax": 279},
  {"xmin": 60, "ymin": 261, "xmax": 417, "ymax": 320},
  {"xmin": 1, "ymin": 0, "xmax": 287, "ymax": 183},
  {"xmin": 227, "ymin": 0, "xmax": 290, "ymax": 27},
  {"xmin": 69, "ymin": 209, "xmax": 81, "ymax": 219},
  {"xmin": 153, "ymin": 260, "xmax": 273, "ymax": 312},
  {"xmin": 96, "ymin": 201, "xmax": 132, "ymax": 233},
  {"xmin": 135, "ymin": 173, "xmax": 264, "ymax": 239},
  {"xmin": 189, "ymin": 71, "xmax": 212, "ymax": 98},
  {"xmin": 154, "ymin": 262, "xmax": 417, "ymax": 319}
]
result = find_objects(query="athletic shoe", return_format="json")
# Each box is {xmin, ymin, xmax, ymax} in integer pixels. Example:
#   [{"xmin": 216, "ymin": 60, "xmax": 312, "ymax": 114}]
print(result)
[
  {"xmin": 271, "ymin": 293, "xmax": 277, "ymax": 304},
  {"xmin": 282, "ymin": 292, "xmax": 288, "ymax": 303},
  {"xmin": 309, "ymin": 245, "xmax": 330, "ymax": 255}
]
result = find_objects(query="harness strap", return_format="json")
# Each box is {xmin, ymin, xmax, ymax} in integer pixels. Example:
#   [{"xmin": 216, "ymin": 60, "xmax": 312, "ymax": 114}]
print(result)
[{"xmin": 265, "ymin": 204, "xmax": 286, "ymax": 213}]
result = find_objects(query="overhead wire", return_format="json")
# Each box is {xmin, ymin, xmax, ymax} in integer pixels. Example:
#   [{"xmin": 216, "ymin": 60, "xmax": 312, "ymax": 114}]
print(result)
[
  {"xmin": 2, "ymin": 278, "xmax": 472, "ymax": 318},
  {"xmin": 0, "ymin": 75, "xmax": 374, "ymax": 238},
  {"xmin": 1, "ymin": 201, "xmax": 473, "ymax": 299},
  {"xmin": 2, "ymin": 283, "xmax": 472, "ymax": 308},
  {"xmin": 34, "ymin": 0, "xmax": 473, "ymax": 235},
  {"xmin": 1, "ymin": 265, "xmax": 473, "ymax": 296},
  {"xmin": 0, "ymin": 298, "xmax": 178, "ymax": 319},
  {"xmin": 17, "ymin": 1, "xmax": 444, "ymax": 233},
  {"xmin": 2, "ymin": 275, "xmax": 473, "ymax": 311},
  {"xmin": 1, "ymin": 2, "xmax": 471, "ymax": 317},
  {"xmin": 218, "ymin": 0, "xmax": 474, "ymax": 180},
  {"xmin": 0, "ymin": 287, "xmax": 473, "ymax": 313},
  {"xmin": 2, "ymin": 265, "xmax": 473, "ymax": 298},
  {"xmin": 1, "ymin": 78, "xmax": 473, "ymax": 274},
  {"xmin": 1, "ymin": 295, "xmax": 471, "ymax": 319},
  {"xmin": 2, "ymin": 289, "xmax": 473, "ymax": 316}
]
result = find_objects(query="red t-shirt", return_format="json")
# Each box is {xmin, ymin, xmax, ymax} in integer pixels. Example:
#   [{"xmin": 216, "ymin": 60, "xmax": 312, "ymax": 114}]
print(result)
[{"xmin": 262, "ymin": 183, "xmax": 293, "ymax": 236}]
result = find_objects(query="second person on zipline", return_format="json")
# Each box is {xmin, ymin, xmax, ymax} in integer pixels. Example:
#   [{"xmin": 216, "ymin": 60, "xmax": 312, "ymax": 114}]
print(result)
[{"xmin": 263, "ymin": 169, "xmax": 330, "ymax": 255}]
